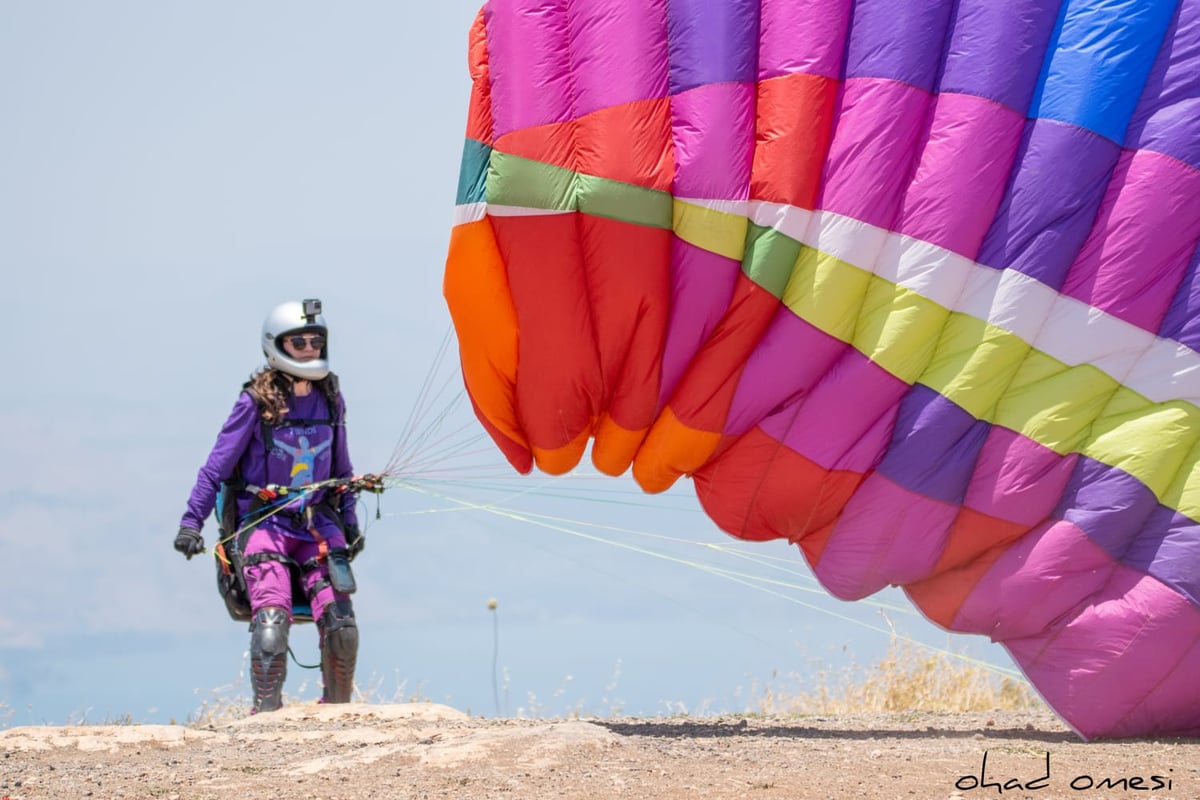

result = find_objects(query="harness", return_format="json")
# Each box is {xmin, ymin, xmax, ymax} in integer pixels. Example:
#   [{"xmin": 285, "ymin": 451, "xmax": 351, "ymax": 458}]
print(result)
[{"xmin": 214, "ymin": 380, "xmax": 351, "ymax": 624}]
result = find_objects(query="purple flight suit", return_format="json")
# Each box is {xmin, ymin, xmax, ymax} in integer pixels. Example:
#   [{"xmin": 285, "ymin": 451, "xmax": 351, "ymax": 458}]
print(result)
[{"xmin": 181, "ymin": 387, "xmax": 356, "ymax": 622}]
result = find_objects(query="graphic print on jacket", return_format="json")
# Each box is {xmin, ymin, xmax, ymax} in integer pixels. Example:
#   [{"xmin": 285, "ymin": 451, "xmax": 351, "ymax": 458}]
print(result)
[
  {"xmin": 266, "ymin": 392, "xmax": 336, "ymax": 514},
  {"xmin": 287, "ymin": 435, "xmax": 333, "ymax": 486}
]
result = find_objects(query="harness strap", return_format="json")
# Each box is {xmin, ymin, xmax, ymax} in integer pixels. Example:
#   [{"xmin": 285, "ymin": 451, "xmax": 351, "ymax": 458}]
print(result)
[
  {"xmin": 243, "ymin": 552, "xmax": 300, "ymax": 569},
  {"xmin": 300, "ymin": 547, "xmax": 350, "ymax": 572},
  {"xmin": 243, "ymin": 543, "xmax": 331, "ymax": 602},
  {"xmin": 305, "ymin": 578, "xmax": 332, "ymax": 600}
]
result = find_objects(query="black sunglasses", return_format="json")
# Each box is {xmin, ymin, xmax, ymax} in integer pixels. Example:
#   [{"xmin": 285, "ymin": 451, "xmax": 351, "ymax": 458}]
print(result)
[{"xmin": 287, "ymin": 335, "xmax": 326, "ymax": 351}]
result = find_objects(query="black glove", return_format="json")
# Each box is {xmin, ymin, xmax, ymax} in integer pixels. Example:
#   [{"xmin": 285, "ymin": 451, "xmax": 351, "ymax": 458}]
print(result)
[
  {"xmin": 174, "ymin": 527, "xmax": 205, "ymax": 560},
  {"xmin": 345, "ymin": 524, "xmax": 365, "ymax": 560}
]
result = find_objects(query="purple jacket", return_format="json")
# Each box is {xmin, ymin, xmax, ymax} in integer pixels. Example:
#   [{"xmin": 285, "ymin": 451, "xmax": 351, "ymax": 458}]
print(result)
[{"xmin": 181, "ymin": 385, "xmax": 356, "ymax": 539}]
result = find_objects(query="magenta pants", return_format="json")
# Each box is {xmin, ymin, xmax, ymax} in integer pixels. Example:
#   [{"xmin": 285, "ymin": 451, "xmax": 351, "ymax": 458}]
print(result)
[{"xmin": 243, "ymin": 524, "xmax": 351, "ymax": 622}]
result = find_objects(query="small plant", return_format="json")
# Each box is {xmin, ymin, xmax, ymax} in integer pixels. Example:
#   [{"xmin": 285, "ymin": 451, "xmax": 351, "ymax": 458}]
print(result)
[
  {"xmin": 188, "ymin": 653, "xmax": 253, "ymax": 727},
  {"xmin": 600, "ymin": 659, "xmax": 624, "ymax": 717},
  {"xmin": 489, "ymin": 597, "xmax": 502, "ymax": 716},
  {"xmin": 354, "ymin": 669, "xmax": 430, "ymax": 704}
]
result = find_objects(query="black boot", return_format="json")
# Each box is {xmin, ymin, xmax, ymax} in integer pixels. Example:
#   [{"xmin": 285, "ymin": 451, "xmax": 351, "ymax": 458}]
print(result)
[
  {"xmin": 318, "ymin": 598, "xmax": 358, "ymax": 703},
  {"xmin": 249, "ymin": 606, "xmax": 290, "ymax": 712}
]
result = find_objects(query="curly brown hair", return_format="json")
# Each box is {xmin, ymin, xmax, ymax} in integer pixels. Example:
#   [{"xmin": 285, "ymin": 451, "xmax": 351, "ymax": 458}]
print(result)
[{"xmin": 245, "ymin": 368, "xmax": 341, "ymax": 423}]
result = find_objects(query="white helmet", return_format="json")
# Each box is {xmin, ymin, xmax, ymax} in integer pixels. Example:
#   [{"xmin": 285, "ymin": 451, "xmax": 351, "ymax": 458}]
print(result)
[{"xmin": 262, "ymin": 299, "xmax": 330, "ymax": 380}]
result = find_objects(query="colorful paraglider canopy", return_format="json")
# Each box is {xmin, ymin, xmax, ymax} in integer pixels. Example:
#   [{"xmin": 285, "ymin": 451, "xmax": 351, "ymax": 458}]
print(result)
[{"xmin": 444, "ymin": 0, "xmax": 1200, "ymax": 740}]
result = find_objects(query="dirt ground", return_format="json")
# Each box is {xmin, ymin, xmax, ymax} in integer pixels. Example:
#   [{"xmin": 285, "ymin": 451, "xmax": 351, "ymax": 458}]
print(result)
[{"xmin": 1, "ymin": 703, "xmax": 1197, "ymax": 800}]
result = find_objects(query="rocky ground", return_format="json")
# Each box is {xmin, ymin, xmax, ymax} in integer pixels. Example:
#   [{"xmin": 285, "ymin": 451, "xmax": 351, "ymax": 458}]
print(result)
[{"xmin": 1, "ymin": 703, "xmax": 1197, "ymax": 799}]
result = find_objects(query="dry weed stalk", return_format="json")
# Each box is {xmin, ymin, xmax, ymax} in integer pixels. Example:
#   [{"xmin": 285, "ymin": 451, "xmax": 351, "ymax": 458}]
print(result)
[{"xmin": 751, "ymin": 637, "xmax": 1042, "ymax": 716}]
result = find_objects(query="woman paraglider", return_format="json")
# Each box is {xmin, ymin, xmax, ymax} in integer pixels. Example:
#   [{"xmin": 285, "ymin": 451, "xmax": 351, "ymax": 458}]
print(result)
[{"xmin": 174, "ymin": 299, "xmax": 370, "ymax": 713}]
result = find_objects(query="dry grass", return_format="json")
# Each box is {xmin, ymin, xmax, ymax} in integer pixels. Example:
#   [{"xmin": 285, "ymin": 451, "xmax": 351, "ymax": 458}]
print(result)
[
  {"xmin": 1, "ymin": 638, "xmax": 1036, "ymax": 730},
  {"xmin": 745, "ymin": 637, "xmax": 1042, "ymax": 715},
  {"xmin": 186, "ymin": 657, "xmax": 431, "ymax": 727},
  {"xmin": 184, "ymin": 637, "xmax": 1041, "ymax": 726}
]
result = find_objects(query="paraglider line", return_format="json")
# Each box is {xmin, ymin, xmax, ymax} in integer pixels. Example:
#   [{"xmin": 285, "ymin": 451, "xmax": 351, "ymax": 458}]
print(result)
[
  {"xmin": 395, "ymin": 481, "xmax": 1024, "ymax": 681},
  {"xmin": 387, "ymin": 326, "xmax": 459, "ymax": 472}
]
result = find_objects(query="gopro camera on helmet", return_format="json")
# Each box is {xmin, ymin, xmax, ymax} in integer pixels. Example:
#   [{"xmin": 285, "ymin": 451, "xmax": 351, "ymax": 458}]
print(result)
[{"xmin": 302, "ymin": 298, "xmax": 322, "ymax": 322}]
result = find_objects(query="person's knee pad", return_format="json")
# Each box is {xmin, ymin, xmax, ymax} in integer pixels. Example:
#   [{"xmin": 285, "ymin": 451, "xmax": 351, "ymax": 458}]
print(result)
[
  {"xmin": 318, "ymin": 598, "xmax": 357, "ymax": 703},
  {"xmin": 249, "ymin": 606, "xmax": 290, "ymax": 712},
  {"xmin": 319, "ymin": 598, "xmax": 358, "ymax": 658},
  {"xmin": 251, "ymin": 606, "xmax": 291, "ymax": 657}
]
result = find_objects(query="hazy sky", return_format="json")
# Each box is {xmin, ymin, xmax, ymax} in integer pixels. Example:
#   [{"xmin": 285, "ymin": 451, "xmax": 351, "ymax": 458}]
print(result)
[{"xmin": 0, "ymin": 2, "xmax": 1016, "ymax": 726}]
